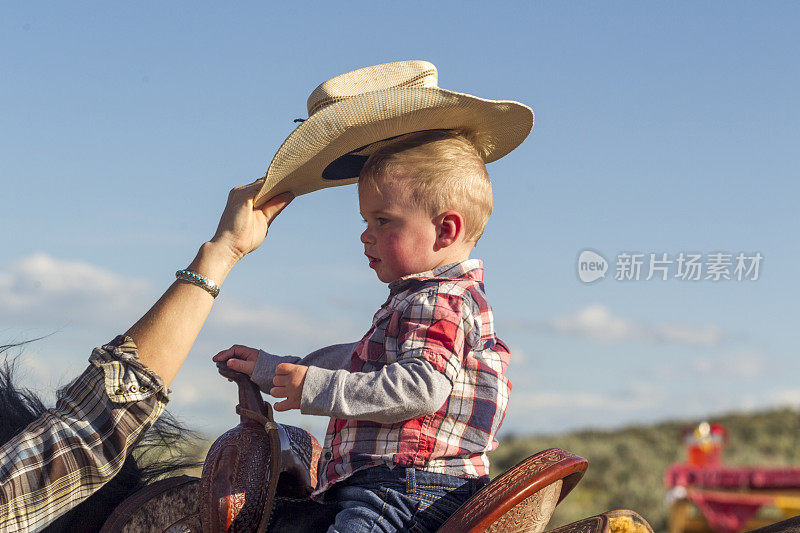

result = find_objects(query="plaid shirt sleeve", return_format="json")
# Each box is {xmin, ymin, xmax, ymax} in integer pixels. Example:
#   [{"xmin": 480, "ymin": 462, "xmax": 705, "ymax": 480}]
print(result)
[
  {"xmin": 0, "ymin": 336, "xmax": 169, "ymax": 533},
  {"xmin": 392, "ymin": 287, "xmax": 479, "ymax": 383}
]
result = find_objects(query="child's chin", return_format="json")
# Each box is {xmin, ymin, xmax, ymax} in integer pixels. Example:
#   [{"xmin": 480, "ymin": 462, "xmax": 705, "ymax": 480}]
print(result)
[{"xmin": 375, "ymin": 270, "xmax": 397, "ymax": 283}]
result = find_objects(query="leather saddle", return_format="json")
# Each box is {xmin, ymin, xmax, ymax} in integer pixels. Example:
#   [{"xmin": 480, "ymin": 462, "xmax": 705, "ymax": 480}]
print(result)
[
  {"xmin": 101, "ymin": 364, "xmax": 653, "ymax": 533},
  {"xmin": 198, "ymin": 362, "xmax": 322, "ymax": 532}
]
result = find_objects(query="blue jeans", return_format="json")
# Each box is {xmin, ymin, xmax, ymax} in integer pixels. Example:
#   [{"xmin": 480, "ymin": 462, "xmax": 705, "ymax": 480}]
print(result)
[{"xmin": 267, "ymin": 466, "xmax": 487, "ymax": 532}]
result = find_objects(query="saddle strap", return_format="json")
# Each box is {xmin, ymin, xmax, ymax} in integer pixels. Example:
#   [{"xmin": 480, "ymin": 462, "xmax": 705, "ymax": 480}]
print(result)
[
  {"xmin": 235, "ymin": 403, "xmax": 282, "ymax": 533},
  {"xmin": 236, "ymin": 405, "xmax": 278, "ymax": 431}
]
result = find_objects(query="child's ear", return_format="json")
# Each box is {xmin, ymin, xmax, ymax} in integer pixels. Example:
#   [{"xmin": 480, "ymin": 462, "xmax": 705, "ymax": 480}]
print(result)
[{"xmin": 435, "ymin": 211, "xmax": 464, "ymax": 249}]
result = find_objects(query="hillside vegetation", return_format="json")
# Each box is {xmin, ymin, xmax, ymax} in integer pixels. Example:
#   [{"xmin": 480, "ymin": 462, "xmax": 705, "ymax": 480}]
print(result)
[{"xmin": 488, "ymin": 407, "xmax": 800, "ymax": 531}]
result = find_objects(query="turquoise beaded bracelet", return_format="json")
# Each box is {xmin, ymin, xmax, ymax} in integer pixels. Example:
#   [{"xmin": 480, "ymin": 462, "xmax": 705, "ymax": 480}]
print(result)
[{"xmin": 175, "ymin": 269, "xmax": 220, "ymax": 298}]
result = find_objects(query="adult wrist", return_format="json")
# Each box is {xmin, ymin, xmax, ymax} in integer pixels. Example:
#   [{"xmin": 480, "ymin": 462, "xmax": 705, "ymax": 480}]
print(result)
[{"xmin": 187, "ymin": 242, "xmax": 238, "ymax": 287}]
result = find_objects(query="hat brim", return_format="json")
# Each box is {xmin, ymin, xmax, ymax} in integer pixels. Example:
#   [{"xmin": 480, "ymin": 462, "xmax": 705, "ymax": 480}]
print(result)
[{"xmin": 254, "ymin": 86, "xmax": 533, "ymax": 206}]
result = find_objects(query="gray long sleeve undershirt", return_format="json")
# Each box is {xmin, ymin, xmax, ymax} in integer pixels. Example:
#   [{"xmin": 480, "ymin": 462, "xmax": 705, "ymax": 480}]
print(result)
[{"xmin": 250, "ymin": 342, "xmax": 453, "ymax": 424}]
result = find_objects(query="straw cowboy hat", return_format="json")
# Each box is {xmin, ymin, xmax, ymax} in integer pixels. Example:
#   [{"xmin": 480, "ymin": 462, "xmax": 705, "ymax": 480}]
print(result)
[{"xmin": 253, "ymin": 60, "xmax": 534, "ymax": 206}]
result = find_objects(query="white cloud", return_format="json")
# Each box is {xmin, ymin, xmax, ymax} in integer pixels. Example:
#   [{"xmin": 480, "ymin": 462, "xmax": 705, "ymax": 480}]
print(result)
[
  {"xmin": 0, "ymin": 252, "xmax": 363, "ymax": 438},
  {"xmin": 549, "ymin": 304, "xmax": 636, "ymax": 342},
  {"xmin": 168, "ymin": 368, "xmax": 237, "ymax": 408},
  {"xmin": 210, "ymin": 299, "xmax": 355, "ymax": 341},
  {"xmin": 0, "ymin": 253, "xmax": 151, "ymax": 327},
  {"xmin": 512, "ymin": 381, "xmax": 664, "ymax": 412},
  {"xmin": 688, "ymin": 349, "xmax": 766, "ymax": 378},
  {"xmin": 547, "ymin": 304, "xmax": 724, "ymax": 347},
  {"xmin": 201, "ymin": 300, "xmax": 363, "ymax": 357},
  {"xmin": 654, "ymin": 323, "xmax": 723, "ymax": 346},
  {"xmin": 770, "ymin": 389, "xmax": 800, "ymax": 407},
  {"xmin": 517, "ymin": 391, "xmax": 615, "ymax": 409},
  {"xmin": 500, "ymin": 382, "xmax": 670, "ymax": 433},
  {"xmin": 0, "ymin": 253, "xmax": 360, "ymax": 345},
  {"xmin": 727, "ymin": 351, "xmax": 766, "ymax": 377}
]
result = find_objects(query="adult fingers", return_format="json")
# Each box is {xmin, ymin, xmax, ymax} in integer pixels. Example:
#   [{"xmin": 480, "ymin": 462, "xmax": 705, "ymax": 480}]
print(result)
[
  {"xmin": 225, "ymin": 176, "xmax": 265, "ymax": 200},
  {"xmin": 229, "ymin": 177, "xmax": 291, "ymax": 213},
  {"xmin": 212, "ymin": 345, "xmax": 258, "ymax": 362},
  {"xmin": 259, "ymin": 192, "xmax": 294, "ymax": 223},
  {"xmin": 211, "ymin": 349, "xmax": 230, "ymax": 362},
  {"xmin": 270, "ymin": 385, "xmax": 287, "ymax": 398},
  {"xmin": 225, "ymin": 358, "xmax": 255, "ymax": 376}
]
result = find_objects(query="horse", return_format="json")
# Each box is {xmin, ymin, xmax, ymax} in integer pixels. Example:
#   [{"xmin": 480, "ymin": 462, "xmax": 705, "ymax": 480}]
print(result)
[
  {"xmin": 2, "ymin": 343, "xmax": 655, "ymax": 532},
  {"xmin": 99, "ymin": 362, "xmax": 655, "ymax": 533}
]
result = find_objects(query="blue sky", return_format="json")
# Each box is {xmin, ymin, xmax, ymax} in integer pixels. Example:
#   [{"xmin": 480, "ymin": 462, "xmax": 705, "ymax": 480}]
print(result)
[{"xmin": 1, "ymin": 3, "xmax": 798, "ymax": 440}]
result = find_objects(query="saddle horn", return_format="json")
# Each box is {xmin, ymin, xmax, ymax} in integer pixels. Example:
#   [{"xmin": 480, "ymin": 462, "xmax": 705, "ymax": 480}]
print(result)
[
  {"xmin": 200, "ymin": 362, "xmax": 321, "ymax": 532},
  {"xmin": 199, "ymin": 362, "xmax": 281, "ymax": 532}
]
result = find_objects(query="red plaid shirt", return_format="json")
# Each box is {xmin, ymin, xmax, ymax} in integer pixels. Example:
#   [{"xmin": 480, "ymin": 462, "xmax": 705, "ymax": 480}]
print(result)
[{"xmin": 315, "ymin": 259, "xmax": 511, "ymax": 495}]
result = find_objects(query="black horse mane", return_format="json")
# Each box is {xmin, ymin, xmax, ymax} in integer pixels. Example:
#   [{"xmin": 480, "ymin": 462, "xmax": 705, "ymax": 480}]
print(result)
[{"xmin": 0, "ymin": 344, "xmax": 203, "ymax": 532}]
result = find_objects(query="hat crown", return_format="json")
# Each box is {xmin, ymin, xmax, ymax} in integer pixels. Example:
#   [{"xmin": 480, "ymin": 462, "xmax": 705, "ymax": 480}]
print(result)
[{"xmin": 306, "ymin": 60, "xmax": 439, "ymax": 116}]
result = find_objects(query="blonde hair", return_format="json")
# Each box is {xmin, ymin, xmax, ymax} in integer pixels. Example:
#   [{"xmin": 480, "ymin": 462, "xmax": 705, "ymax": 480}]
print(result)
[{"xmin": 358, "ymin": 130, "xmax": 493, "ymax": 243}]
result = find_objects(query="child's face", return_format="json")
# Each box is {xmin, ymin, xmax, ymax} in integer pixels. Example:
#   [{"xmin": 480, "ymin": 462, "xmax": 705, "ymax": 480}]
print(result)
[{"xmin": 358, "ymin": 176, "xmax": 439, "ymax": 283}]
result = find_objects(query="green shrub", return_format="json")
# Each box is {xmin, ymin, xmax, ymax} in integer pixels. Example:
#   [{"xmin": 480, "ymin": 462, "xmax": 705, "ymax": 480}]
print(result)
[{"xmin": 488, "ymin": 408, "xmax": 800, "ymax": 531}]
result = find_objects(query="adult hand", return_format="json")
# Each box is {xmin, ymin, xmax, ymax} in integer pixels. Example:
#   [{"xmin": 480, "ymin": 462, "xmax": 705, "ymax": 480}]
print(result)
[
  {"xmin": 271, "ymin": 363, "xmax": 308, "ymax": 412},
  {"xmin": 212, "ymin": 344, "xmax": 258, "ymax": 376},
  {"xmin": 210, "ymin": 178, "xmax": 294, "ymax": 269},
  {"xmin": 125, "ymin": 179, "xmax": 291, "ymax": 389}
]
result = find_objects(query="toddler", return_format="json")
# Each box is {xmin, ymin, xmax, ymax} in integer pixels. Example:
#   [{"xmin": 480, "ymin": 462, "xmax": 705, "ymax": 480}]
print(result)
[{"xmin": 214, "ymin": 129, "xmax": 511, "ymax": 532}]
